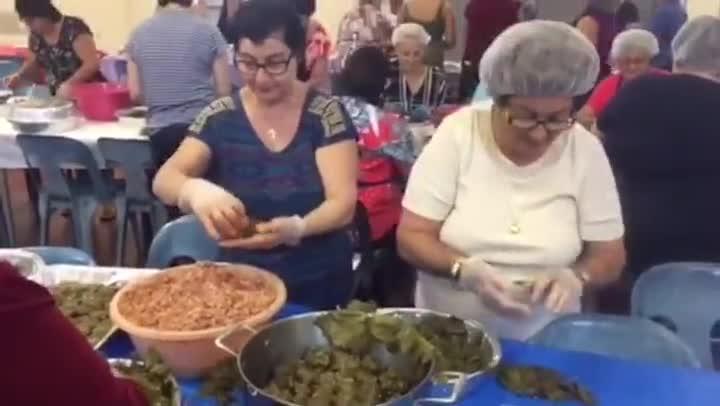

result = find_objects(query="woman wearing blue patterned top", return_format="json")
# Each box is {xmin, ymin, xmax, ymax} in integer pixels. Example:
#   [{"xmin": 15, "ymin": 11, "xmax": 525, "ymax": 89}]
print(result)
[{"xmin": 153, "ymin": 0, "xmax": 358, "ymax": 310}]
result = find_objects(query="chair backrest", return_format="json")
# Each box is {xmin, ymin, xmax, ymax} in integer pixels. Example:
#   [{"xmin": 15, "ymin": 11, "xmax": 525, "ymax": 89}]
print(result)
[
  {"xmin": 22, "ymin": 246, "xmax": 95, "ymax": 266},
  {"xmin": 146, "ymin": 215, "xmax": 219, "ymax": 268},
  {"xmin": 632, "ymin": 263, "xmax": 720, "ymax": 370},
  {"xmin": 530, "ymin": 314, "xmax": 701, "ymax": 369},
  {"xmin": 97, "ymin": 138, "xmax": 155, "ymax": 201},
  {"xmin": 16, "ymin": 135, "xmax": 113, "ymax": 200}
]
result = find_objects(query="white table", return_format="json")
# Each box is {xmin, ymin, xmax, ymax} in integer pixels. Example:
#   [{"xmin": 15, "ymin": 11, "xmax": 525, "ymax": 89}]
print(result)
[{"xmin": 0, "ymin": 118, "xmax": 147, "ymax": 169}]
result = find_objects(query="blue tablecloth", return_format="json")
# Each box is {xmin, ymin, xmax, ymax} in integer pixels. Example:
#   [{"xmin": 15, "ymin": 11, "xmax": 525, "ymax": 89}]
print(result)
[{"xmin": 103, "ymin": 305, "xmax": 720, "ymax": 406}]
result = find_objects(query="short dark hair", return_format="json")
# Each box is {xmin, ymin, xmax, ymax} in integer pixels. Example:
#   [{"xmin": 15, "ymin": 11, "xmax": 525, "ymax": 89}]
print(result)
[
  {"xmin": 15, "ymin": 0, "xmax": 62, "ymax": 22},
  {"xmin": 158, "ymin": 0, "xmax": 193, "ymax": 7},
  {"xmin": 232, "ymin": 0, "xmax": 306, "ymax": 56},
  {"xmin": 337, "ymin": 47, "xmax": 390, "ymax": 107}
]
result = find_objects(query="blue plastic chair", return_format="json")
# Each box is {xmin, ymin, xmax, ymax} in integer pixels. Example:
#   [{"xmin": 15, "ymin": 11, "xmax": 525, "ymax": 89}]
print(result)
[
  {"xmin": 146, "ymin": 215, "xmax": 219, "ymax": 268},
  {"xmin": 17, "ymin": 135, "xmax": 119, "ymax": 258},
  {"xmin": 98, "ymin": 139, "xmax": 168, "ymax": 265},
  {"xmin": 530, "ymin": 314, "xmax": 701, "ymax": 369},
  {"xmin": 22, "ymin": 246, "xmax": 95, "ymax": 266},
  {"xmin": 632, "ymin": 263, "xmax": 720, "ymax": 370}
]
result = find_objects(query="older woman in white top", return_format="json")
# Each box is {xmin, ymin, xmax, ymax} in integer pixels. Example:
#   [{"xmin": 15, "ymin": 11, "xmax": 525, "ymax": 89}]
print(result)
[{"xmin": 397, "ymin": 21, "xmax": 626, "ymax": 340}]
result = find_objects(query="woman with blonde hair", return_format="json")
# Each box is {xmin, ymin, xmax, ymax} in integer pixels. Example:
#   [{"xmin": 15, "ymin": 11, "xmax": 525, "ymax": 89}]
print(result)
[{"xmin": 398, "ymin": 0, "xmax": 456, "ymax": 67}]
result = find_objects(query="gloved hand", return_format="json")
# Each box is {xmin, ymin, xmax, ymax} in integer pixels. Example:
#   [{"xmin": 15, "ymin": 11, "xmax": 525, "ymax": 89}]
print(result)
[
  {"xmin": 178, "ymin": 178, "xmax": 248, "ymax": 240},
  {"xmin": 219, "ymin": 216, "xmax": 306, "ymax": 250},
  {"xmin": 459, "ymin": 257, "xmax": 533, "ymax": 319},
  {"xmin": 530, "ymin": 268, "xmax": 584, "ymax": 313},
  {"xmin": 258, "ymin": 216, "xmax": 306, "ymax": 246}
]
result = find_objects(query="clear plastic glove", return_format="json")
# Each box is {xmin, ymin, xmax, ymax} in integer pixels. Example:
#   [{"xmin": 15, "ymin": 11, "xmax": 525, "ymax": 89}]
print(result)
[
  {"xmin": 219, "ymin": 216, "xmax": 306, "ymax": 250},
  {"xmin": 530, "ymin": 268, "xmax": 583, "ymax": 313},
  {"xmin": 459, "ymin": 257, "xmax": 533, "ymax": 319},
  {"xmin": 178, "ymin": 178, "xmax": 248, "ymax": 241}
]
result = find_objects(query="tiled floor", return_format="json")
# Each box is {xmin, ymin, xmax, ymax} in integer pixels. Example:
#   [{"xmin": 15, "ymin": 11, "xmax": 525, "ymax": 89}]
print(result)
[{"xmin": 5, "ymin": 169, "xmax": 143, "ymax": 266}]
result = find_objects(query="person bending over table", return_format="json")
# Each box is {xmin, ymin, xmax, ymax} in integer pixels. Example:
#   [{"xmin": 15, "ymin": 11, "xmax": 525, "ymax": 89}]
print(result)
[
  {"xmin": 153, "ymin": 0, "xmax": 358, "ymax": 310},
  {"xmin": 0, "ymin": 261, "xmax": 148, "ymax": 406},
  {"xmin": 397, "ymin": 21, "xmax": 626, "ymax": 341},
  {"xmin": 385, "ymin": 23, "xmax": 447, "ymax": 116},
  {"xmin": 577, "ymin": 29, "xmax": 666, "ymax": 128},
  {"xmin": 599, "ymin": 16, "xmax": 720, "ymax": 289},
  {"xmin": 126, "ymin": 0, "xmax": 231, "ymax": 169},
  {"xmin": 4, "ymin": 0, "xmax": 103, "ymax": 99}
]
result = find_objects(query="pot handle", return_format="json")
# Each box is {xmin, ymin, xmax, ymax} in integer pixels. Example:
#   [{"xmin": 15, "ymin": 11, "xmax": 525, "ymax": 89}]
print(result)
[
  {"xmin": 413, "ymin": 372, "xmax": 467, "ymax": 405},
  {"xmin": 214, "ymin": 322, "xmax": 258, "ymax": 356}
]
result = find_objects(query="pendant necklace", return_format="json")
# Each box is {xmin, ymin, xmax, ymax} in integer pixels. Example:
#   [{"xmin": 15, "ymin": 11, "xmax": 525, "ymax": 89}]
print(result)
[
  {"xmin": 508, "ymin": 191, "xmax": 522, "ymax": 235},
  {"xmin": 267, "ymin": 128, "xmax": 278, "ymax": 147}
]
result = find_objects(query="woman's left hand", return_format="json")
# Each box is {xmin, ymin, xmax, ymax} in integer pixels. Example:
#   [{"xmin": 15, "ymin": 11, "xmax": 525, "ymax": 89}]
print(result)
[
  {"xmin": 219, "ymin": 216, "xmax": 306, "ymax": 250},
  {"xmin": 530, "ymin": 269, "xmax": 583, "ymax": 313}
]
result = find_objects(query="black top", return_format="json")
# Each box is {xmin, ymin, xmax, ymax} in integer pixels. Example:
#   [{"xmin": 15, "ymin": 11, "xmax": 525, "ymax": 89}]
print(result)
[
  {"xmin": 384, "ymin": 60, "xmax": 447, "ymax": 116},
  {"xmin": 598, "ymin": 74, "xmax": 720, "ymax": 274},
  {"xmin": 28, "ymin": 16, "xmax": 103, "ymax": 93}
]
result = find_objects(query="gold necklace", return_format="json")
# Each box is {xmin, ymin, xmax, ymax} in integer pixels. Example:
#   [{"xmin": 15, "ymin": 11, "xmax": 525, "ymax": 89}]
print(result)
[{"xmin": 487, "ymin": 109, "xmax": 523, "ymax": 235}]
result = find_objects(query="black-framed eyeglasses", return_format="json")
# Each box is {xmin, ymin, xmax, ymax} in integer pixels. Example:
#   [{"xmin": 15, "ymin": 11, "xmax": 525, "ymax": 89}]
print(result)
[
  {"xmin": 503, "ymin": 110, "xmax": 576, "ymax": 132},
  {"xmin": 234, "ymin": 54, "xmax": 294, "ymax": 76}
]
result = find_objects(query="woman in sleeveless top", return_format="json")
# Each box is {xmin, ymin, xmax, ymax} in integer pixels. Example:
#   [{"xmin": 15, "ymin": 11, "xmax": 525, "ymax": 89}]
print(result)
[
  {"xmin": 7, "ymin": 0, "xmax": 103, "ymax": 98},
  {"xmin": 398, "ymin": 0, "xmax": 456, "ymax": 67},
  {"xmin": 576, "ymin": 0, "xmax": 620, "ymax": 80}
]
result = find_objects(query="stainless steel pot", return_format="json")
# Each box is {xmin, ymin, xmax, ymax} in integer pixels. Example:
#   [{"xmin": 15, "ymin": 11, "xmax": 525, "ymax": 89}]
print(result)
[
  {"xmin": 377, "ymin": 308, "xmax": 502, "ymax": 401},
  {"xmin": 6, "ymin": 96, "xmax": 78, "ymax": 133},
  {"xmin": 215, "ymin": 311, "xmax": 467, "ymax": 406},
  {"xmin": 7, "ymin": 97, "xmax": 74, "ymax": 123}
]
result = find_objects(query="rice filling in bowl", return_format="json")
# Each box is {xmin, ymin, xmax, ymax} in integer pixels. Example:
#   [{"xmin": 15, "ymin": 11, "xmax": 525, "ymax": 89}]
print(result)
[{"xmin": 117, "ymin": 263, "xmax": 278, "ymax": 331}]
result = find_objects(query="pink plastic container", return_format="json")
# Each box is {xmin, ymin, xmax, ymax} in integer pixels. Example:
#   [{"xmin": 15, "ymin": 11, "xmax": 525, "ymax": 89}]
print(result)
[{"xmin": 72, "ymin": 82, "xmax": 131, "ymax": 121}]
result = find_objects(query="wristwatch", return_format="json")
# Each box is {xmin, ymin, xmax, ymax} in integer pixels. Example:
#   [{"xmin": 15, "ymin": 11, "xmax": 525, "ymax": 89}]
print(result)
[{"xmin": 450, "ymin": 259, "xmax": 463, "ymax": 281}]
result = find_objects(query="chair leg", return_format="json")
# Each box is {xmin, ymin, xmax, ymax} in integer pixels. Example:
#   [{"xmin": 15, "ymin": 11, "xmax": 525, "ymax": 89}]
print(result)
[
  {"xmin": 114, "ymin": 199, "xmax": 128, "ymax": 267},
  {"xmin": 24, "ymin": 169, "xmax": 39, "ymax": 219},
  {"xmin": 71, "ymin": 201, "xmax": 97, "ymax": 259},
  {"xmin": 39, "ymin": 197, "xmax": 51, "ymax": 246},
  {"xmin": 0, "ymin": 170, "xmax": 15, "ymax": 247},
  {"xmin": 129, "ymin": 211, "xmax": 145, "ymax": 264}
]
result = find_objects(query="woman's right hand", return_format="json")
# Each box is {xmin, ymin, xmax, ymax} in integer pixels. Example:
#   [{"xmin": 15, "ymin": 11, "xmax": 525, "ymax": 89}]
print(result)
[
  {"xmin": 459, "ymin": 257, "xmax": 533, "ymax": 319},
  {"xmin": 178, "ymin": 178, "xmax": 248, "ymax": 240},
  {"xmin": 3, "ymin": 73, "xmax": 21, "ymax": 89}
]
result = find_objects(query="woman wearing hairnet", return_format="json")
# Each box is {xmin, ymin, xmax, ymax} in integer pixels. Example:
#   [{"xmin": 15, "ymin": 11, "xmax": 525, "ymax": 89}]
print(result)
[
  {"xmin": 578, "ymin": 29, "xmax": 667, "ymax": 127},
  {"xmin": 598, "ymin": 16, "xmax": 720, "ymax": 310},
  {"xmin": 398, "ymin": 21, "xmax": 626, "ymax": 340}
]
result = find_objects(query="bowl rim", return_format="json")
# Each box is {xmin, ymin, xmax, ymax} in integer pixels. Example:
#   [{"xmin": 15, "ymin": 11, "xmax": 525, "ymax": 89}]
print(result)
[{"xmin": 109, "ymin": 263, "xmax": 287, "ymax": 341}]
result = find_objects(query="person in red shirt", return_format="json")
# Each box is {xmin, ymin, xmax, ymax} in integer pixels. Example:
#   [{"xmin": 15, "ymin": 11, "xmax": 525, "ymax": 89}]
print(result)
[
  {"xmin": 0, "ymin": 260, "xmax": 148, "ymax": 406},
  {"xmin": 459, "ymin": 0, "xmax": 519, "ymax": 101},
  {"xmin": 579, "ymin": 29, "xmax": 668, "ymax": 128}
]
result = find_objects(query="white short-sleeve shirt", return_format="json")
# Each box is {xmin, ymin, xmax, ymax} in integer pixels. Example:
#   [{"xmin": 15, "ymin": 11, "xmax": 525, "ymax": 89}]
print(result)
[{"xmin": 403, "ymin": 107, "xmax": 624, "ymax": 340}]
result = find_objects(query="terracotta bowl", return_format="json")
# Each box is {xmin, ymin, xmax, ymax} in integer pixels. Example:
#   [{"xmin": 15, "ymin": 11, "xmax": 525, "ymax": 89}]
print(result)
[{"xmin": 109, "ymin": 263, "xmax": 287, "ymax": 378}]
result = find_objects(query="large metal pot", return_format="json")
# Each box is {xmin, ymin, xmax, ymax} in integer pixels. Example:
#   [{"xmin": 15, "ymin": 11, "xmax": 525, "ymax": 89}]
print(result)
[
  {"xmin": 215, "ymin": 311, "xmax": 467, "ymax": 406},
  {"xmin": 377, "ymin": 308, "xmax": 502, "ymax": 401}
]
